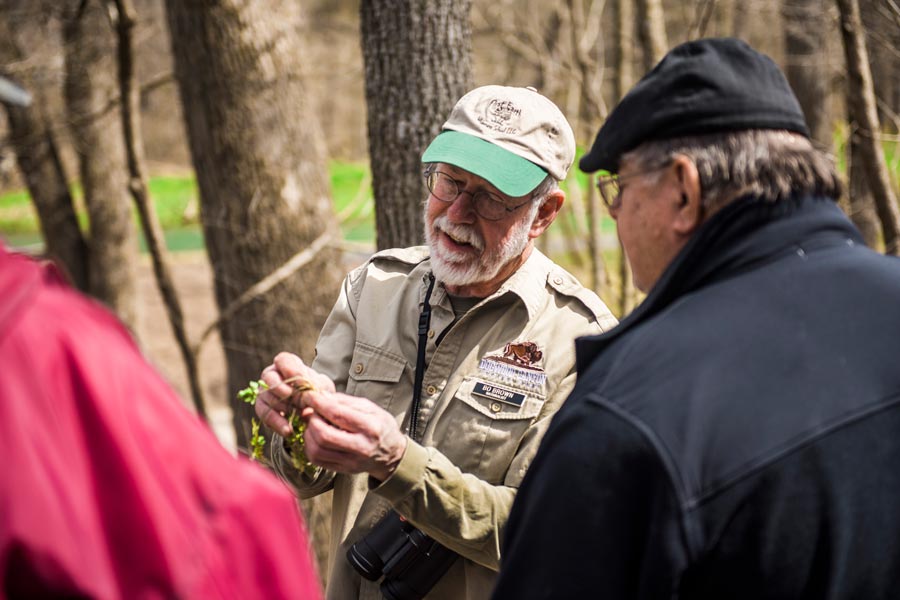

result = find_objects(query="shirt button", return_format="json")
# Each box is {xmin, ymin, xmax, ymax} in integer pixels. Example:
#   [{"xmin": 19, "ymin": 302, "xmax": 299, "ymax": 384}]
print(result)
[
  {"xmin": 428, "ymin": 329, "xmax": 435, "ymax": 338},
  {"xmin": 553, "ymin": 276, "xmax": 563, "ymax": 285},
  {"xmin": 354, "ymin": 363, "xmax": 364, "ymax": 374},
  {"xmin": 426, "ymin": 385, "xmax": 437, "ymax": 395},
  {"xmin": 490, "ymin": 402, "xmax": 502, "ymax": 413}
]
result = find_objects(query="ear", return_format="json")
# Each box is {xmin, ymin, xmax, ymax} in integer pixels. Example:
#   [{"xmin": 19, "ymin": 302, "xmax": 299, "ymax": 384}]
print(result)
[
  {"xmin": 670, "ymin": 155, "xmax": 703, "ymax": 236},
  {"xmin": 528, "ymin": 189, "xmax": 564, "ymax": 239}
]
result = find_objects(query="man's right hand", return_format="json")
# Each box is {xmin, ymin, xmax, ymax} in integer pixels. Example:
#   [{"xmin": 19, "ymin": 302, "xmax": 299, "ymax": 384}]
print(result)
[{"xmin": 256, "ymin": 352, "xmax": 336, "ymax": 438}]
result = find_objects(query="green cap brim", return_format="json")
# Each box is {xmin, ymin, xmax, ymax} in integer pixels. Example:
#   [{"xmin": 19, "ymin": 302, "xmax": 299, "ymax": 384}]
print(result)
[{"xmin": 421, "ymin": 131, "xmax": 548, "ymax": 197}]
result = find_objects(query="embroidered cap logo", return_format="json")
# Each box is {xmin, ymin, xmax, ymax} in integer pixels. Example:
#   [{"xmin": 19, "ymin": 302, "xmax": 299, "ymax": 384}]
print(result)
[{"xmin": 478, "ymin": 98, "xmax": 522, "ymax": 135}]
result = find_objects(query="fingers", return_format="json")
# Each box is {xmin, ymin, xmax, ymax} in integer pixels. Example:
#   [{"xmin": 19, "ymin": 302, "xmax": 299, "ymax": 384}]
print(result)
[
  {"xmin": 273, "ymin": 351, "xmax": 308, "ymax": 377},
  {"xmin": 312, "ymin": 370, "xmax": 336, "ymax": 394},
  {"xmin": 300, "ymin": 392, "xmax": 407, "ymax": 480},
  {"xmin": 256, "ymin": 353, "xmax": 312, "ymax": 437},
  {"xmin": 303, "ymin": 390, "xmax": 383, "ymax": 435},
  {"xmin": 261, "ymin": 355, "xmax": 305, "ymax": 401},
  {"xmin": 274, "ymin": 352, "xmax": 336, "ymax": 394},
  {"xmin": 255, "ymin": 391, "xmax": 292, "ymax": 437},
  {"xmin": 264, "ymin": 352, "xmax": 336, "ymax": 404},
  {"xmin": 304, "ymin": 409, "xmax": 372, "ymax": 455},
  {"xmin": 302, "ymin": 418, "xmax": 367, "ymax": 471}
]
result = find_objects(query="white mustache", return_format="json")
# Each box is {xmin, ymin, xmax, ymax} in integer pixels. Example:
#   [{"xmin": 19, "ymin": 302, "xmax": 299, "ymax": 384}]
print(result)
[{"xmin": 433, "ymin": 216, "xmax": 485, "ymax": 251}]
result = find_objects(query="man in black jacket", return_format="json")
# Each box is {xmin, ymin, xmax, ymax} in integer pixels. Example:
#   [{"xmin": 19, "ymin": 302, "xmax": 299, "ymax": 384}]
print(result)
[{"xmin": 492, "ymin": 38, "xmax": 900, "ymax": 599}]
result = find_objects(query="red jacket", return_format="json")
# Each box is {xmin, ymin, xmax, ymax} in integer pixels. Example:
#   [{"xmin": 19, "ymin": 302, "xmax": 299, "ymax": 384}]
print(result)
[{"xmin": 0, "ymin": 245, "xmax": 322, "ymax": 599}]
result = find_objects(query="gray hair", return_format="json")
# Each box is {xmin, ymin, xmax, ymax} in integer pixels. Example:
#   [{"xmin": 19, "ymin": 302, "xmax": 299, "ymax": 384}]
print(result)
[
  {"xmin": 622, "ymin": 130, "xmax": 843, "ymax": 214},
  {"xmin": 529, "ymin": 174, "xmax": 560, "ymax": 204}
]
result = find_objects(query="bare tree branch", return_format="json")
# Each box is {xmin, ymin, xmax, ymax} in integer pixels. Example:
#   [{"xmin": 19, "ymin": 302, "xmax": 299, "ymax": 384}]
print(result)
[
  {"xmin": 193, "ymin": 232, "xmax": 334, "ymax": 356},
  {"xmin": 0, "ymin": 70, "xmax": 174, "ymax": 148},
  {"xmin": 690, "ymin": 0, "xmax": 717, "ymax": 38},
  {"xmin": 881, "ymin": 0, "xmax": 900, "ymax": 23},
  {"xmin": 110, "ymin": 0, "xmax": 207, "ymax": 417},
  {"xmin": 837, "ymin": 0, "xmax": 900, "ymax": 254}
]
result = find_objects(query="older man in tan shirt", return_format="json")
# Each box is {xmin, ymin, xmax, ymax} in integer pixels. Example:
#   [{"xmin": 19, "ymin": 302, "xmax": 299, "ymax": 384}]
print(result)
[{"xmin": 256, "ymin": 85, "xmax": 617, "ymax": 600}]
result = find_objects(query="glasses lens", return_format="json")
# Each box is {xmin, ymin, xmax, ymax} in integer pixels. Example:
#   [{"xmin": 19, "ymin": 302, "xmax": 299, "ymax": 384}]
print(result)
[
  {"xmin": 428, "ymin": 171, "xmax": 458, "ymax": 202},
  {"xmin": 597, "ymin": 176, "xmax": 620, "ymax": 208},
  {"xmin": 426, "ymin": 171, "xmax": 522, "ymax": 220},
  {"xmin": 473, "ymin": 192, "xmax": 509, "ymax": 221}
]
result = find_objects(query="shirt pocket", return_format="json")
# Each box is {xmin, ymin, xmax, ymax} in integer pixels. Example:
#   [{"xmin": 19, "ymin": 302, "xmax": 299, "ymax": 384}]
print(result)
[
  {"xmin": 438, "ymin": 375, "xmax": 545, "ymax": 483},
  {"xmin": 345, "ymin": 342, "xmax": 408, "ymax": 413}
]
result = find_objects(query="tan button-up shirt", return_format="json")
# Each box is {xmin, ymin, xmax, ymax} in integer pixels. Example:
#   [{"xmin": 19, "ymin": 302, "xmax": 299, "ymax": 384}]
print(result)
[{"xmin": 274, "ymin": 247, "xmax": 617, "ymax": 600}]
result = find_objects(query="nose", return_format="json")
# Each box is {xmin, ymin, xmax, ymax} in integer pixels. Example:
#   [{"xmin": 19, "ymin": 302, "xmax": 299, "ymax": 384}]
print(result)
[{"xmin": 446, "ymin": 189, "xmax": 477, "ymax": 223}]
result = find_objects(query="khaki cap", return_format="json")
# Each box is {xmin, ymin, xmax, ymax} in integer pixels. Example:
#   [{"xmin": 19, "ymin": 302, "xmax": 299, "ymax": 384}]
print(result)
[{"xmin": 422, "ymin": 85, "xmax": 575, "ymax": 197}]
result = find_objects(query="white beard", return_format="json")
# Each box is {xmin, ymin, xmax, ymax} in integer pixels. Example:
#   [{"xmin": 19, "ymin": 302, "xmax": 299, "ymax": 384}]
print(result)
[{"xmin": 425, "ymin": 209, "xmax": 534, "ymax": 288}]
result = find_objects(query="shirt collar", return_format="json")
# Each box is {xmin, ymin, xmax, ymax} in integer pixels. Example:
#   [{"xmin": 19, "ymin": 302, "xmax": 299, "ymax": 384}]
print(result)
[{"xmin": 421, "ymin": 248, "xmax": 551, "ymax": 320}]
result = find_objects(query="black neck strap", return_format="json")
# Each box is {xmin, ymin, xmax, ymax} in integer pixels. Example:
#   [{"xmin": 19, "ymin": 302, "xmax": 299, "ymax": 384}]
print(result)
[{"xmin": 409, "ymin": 273, "xmax": 435, "ymax": 440}]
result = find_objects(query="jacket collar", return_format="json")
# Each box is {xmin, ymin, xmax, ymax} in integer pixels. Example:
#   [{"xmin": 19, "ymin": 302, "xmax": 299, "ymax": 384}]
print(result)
[{"xmin": 575, "ymin": 195, "xmax": 862, "ymax": 372}]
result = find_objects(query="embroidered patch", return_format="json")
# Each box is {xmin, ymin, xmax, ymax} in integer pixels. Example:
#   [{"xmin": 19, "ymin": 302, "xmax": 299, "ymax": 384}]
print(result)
[
  {"xmin": 479, "ymin": 341, "xmax": 547, "ymax": 391},
  {"xmin": 501, "ymin": 341, "xmax": 543, "ymax": 368},
  {"xmin": 478, "ymin": 359, "xmax": 547, "ymax": 389},
  {"xmin": 472, "ymin": 381, "xmax": 526, "ymax": 407}
]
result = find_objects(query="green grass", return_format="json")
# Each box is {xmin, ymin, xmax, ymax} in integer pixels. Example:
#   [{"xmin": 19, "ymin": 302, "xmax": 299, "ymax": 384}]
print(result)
[
  {"xmin": 0, "ymin": 189, "xmax": 36, "ymax": 234},
  {"xmin": 330, "ymin": 161, "xmax": 375, "ymax": 243},
  {"xmin": 0, "ymin": 163, "xmax": 377, "ymax": 251},
  {"xmin": 149, "ymin": 177, "xmax": 200, "ymax": 229},
  {"xmin": 833, "ymin": 125, "xmax": 900, "ymax": 186}
]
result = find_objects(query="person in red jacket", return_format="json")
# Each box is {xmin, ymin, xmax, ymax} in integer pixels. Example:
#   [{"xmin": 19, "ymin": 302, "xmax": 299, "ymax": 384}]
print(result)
[{"xmin": 0, "ymin": 76, "xmax": 322, "ymax": 599}]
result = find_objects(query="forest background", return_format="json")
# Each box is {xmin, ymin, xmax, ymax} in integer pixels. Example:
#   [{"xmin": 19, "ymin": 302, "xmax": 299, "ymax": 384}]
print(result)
[{"xmin": 2, "ymin": 0, "xmax": 899, "ymax": 580}]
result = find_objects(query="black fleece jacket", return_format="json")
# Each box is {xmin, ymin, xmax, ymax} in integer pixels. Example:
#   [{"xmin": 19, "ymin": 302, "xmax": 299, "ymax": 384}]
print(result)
[{"xmin": 493, "ymin": 195, "xmax": 900, "ymax": 599}]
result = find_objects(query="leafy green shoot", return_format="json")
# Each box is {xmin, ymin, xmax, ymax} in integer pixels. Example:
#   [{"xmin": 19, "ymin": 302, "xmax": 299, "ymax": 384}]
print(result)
[{"xmin": 236, "ymin": 377, "xmax": 317, "ymax": 476}]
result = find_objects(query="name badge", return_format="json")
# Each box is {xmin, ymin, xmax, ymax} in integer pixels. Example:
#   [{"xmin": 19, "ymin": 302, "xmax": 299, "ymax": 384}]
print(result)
[{"xmin": 472, "ymin": 381, "xmax": 526, "ymax": 407}]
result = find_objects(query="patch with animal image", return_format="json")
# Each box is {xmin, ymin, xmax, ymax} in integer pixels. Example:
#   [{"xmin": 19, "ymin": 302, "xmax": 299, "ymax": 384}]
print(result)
[{"xmin": 479, "ymin": 341, "xmax": 547, "ymax": 391}]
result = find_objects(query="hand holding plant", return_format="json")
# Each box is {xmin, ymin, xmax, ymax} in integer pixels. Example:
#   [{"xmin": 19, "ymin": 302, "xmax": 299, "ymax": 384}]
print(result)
[{"xmin": 238, "ymin": 375, "xmax": 317, "ymax": 476}]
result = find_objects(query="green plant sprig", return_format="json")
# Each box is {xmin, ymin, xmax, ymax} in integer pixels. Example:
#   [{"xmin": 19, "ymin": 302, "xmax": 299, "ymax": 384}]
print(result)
[{"xmin": 237, "ymin": 377, "xmax": 317, "ymax": 475}]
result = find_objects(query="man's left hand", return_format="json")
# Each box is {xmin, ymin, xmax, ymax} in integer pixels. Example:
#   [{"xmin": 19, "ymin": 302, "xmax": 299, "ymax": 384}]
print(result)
[{"xmin": 302, "ymin": 390, "xmax": 408, "ymax": 482}]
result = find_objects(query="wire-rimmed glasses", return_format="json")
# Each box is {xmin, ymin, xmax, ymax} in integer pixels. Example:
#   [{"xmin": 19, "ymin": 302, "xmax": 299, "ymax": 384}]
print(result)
[
  {"xmin": 596, "ymin": 163, "xmax": 671, "ymax": 209},
  {"xmin": 425, "ymin": 170, "xmax": 532, "ymax": 221}
]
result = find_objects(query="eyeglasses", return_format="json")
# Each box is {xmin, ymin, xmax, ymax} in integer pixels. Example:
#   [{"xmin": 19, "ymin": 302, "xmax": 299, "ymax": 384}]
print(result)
[
  {"xmin": 596, "ymin": 164, "xmax": 670, "ymax": 209},
  {"xmin": 425, "ymin": 170, "xmax": 532, "ymax": 221}
]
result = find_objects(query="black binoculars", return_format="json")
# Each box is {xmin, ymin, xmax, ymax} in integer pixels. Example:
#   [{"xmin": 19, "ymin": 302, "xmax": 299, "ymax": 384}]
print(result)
[{"xmin": 346, "ymin": 510, "xmax": 458, "ymax": 600}]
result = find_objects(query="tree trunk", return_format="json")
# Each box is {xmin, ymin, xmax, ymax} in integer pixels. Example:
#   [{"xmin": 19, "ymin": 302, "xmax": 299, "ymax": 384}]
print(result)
[
  {"xmin": 0, "ymin": 18, "xmax": 88, "ymax": 290},
  {"xmin": 732, "ymin": 0, "xmax": 752, "ymax": 39},
  {"xmin": 837, "ymin": 0, "xmax": 900, "ymax": 254},
  {"xmin": 360, "ymin": 0, "xmax": 473, "ymax": 250},
  {"xmin": 614, "ymin": 0, "xmax": 634, "ymax": 103},
  {"xmin": 112, "ymin": 0, "xmax": 206, "ymax": 419},
  {"xmin": 848, "ymin": 136, "xmax": 880, "ymax": 247},
  {"xmin": 164, "ymin": 0, "xmax": 344, "ymax": 448},
  {"xmin": 860, "ymin": 0, "xmax": 900, "ymax": 133},
  {"xmin": 635, "ymin": 0, "xmax": 668, "ymax": 73},
  {"xmin": 62, "ymin": 0, "xmax": 139, "ymax": 329},
  {"xmin": 782, "ymin": 0, "xmax": 833, "ymax": 149},
  {"xmin": 614, "ymin": 0, "xmax": 636, "ymax": 313}
]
